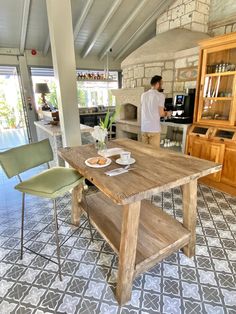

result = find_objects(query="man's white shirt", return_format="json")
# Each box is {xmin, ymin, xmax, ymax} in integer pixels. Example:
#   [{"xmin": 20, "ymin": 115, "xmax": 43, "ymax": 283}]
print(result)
[{"xmin": 141, "ymin": 89, "xmax": 165, "ymax": 132}]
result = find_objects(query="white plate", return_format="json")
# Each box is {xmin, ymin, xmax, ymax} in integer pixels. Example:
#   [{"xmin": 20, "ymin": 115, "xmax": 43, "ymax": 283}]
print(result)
[
  {"xmin": 115, "ymin": 157, "xmax": 136, "ymax": 165},
  {"xmin": 85, "ymin": 157, "xmax": 111, "ymax": 168}
]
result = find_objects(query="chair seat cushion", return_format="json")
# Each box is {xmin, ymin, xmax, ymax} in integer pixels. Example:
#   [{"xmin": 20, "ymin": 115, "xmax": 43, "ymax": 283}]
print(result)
[{"xmin": 15, "ymin": 167, "xmax": 83, "ymax": 198}]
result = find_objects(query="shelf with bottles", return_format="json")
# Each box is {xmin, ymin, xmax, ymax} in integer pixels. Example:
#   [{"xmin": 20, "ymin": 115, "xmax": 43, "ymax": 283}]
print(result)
[
  {"xmin": 202, "ymin": 74, "xmax": 233, "ymax": 98},
  {"xmin": 77, "ymin": 71, "xmax": 117, "ymax": 82},
  {"xmin": 205, "ymin": 46, "xmax": 236, "ymax": 75}
]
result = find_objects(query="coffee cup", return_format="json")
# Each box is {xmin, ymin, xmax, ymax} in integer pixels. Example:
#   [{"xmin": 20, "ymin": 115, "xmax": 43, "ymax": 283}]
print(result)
[{"xmin": 120, "ymin": 151, "xmax": 131, "ymax": 163}]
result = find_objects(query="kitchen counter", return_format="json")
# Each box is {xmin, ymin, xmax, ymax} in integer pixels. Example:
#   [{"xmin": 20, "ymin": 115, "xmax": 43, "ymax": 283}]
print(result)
[
  {"xmin": 34, "ymin": 121, "xmax": 94, "ymax": 167},
  {"xmin": 160, "ymin": 121, "xmax": 191, "ymax": 153},
  {"xmin": 34, "ymin": 120, "xmax": 93, "ymax": 136}
]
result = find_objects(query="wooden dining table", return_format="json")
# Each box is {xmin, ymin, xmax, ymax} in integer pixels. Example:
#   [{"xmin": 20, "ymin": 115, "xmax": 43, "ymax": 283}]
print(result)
[{"xmin": 58, "ymin": 138, "xmax": 221, "ymax": 305}]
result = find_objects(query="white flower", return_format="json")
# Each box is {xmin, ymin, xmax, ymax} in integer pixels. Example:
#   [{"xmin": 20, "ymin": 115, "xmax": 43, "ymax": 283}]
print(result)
[{"xmin": 91, "ymin": 126, "xmax": 108, "ymax": 142}]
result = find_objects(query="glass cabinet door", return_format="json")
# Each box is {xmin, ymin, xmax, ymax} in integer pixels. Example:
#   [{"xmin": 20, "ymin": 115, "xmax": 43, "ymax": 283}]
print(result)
[{"xmin": 198, "ymin": 45, "xmax": 236, "ymax": 125}]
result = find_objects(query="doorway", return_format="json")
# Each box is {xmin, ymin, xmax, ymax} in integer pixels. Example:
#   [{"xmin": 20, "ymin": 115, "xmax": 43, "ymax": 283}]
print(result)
[{"xmin": 0, "ymin": 66, "xmax": 29, "ymax": 150}]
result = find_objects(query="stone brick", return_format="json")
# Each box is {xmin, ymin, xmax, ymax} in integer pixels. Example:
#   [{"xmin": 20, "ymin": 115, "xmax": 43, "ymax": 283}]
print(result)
[
  {"xmin": 191, "ymin": 22, "xmax": 205, "ymax": 32},
  {"xmin": 185, "ymin": 0, "xmax": 196, "ymax": 13},
  {"xmin": 136, "ymin": 78, "xmax": 142, "ymax": 87},
  {"xmin": 157, "ymin": 21, "xmax": 170, "ymax": 33},
  {"xmin": 131, "ymin": 80, "xmax": 136, "ymax": 88},
  {"xmin": 157, "ymin": 12, "xmax": 168, "ymax": 24},
  {"xmin": 187, "ymin": 55, "xmax": 198, "ymax": 63},
  {"xmin": 162, "ymin": 70, "xmax": 174, "ymax": 81},
  {"xmin": 232, "ymin": 23, "xmax": 236, "ymax": 32},
  {"xmin": 173, "ymin": 81, "xmax": 185, "ymax": 92},
  {"xmin": 143, "ymin": 78, "xmax": 150, "ymax": 87},
  {"xmin": 145, "ymin": 62, "xmax": 164, "ymax": 67},
  {"xmin": 183, "ymin": 23, "xmax": 192, "ymax": 30},
  {"xmin": 170, "ymin": 18, "xmax": 181, "ymax": 29},
  {"xmin": 163, "ymin": 82, "xmax": 173, "ymax": 94},
  {"xmin": 181, "ymin": 13, "xmax": 193, "ymax": 25},
  {"xmin": 196, "ymin": 1, "xmax": 209, "ymax": 15},
  {"xmin": 226, "ymin": 25, "xmax": 232, "ymax": 33},
  {"xmin": 184, "ymin": 81, "xmax": 197, "ymax": 89},
  {"xmin": 122, "ymin": 68, "xmax": 128, "ymax": 75},
  {"xmin": 134, "ymin": 66, "xmax": 144, "ymax": 79},
  {"xmin": 193, "ymin": 60, "xmax": 199, "ymax": 66},
  {"xmin": 192, "ymin": 11, "xmax": 205, "ymax": 24},
  {"xmin": 212, "ymin": 26, "xmax": 225, "ymax": 36},
  {"xmin": 165, "ymin": 61, "xmax": 174, "ymax": 69},
  {"xmin": 169, "ymin": 0, "xmax": 183, "ymax": 10},
  {"xmin": 175, "ymin": 58, "xmax": 187, "ymax": 68},
  {"xmin": 171, "ymin": 4, "xmax": 185, "ymax": 19},
  {"xmin": 128, "ymin": 69, "xmax": 134, "ymax": 79},
  {"xmin": 145, "ymin": 67, "xmax": 162, "ymax": 78}
]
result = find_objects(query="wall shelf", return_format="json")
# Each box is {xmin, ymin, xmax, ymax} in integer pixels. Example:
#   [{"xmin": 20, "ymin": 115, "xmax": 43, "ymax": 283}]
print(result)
[
  {"xmin": 205, "ymin": 71, "xmax": 236, "ymax": 77},
  {"xmin": 203, "ymin": 97, "xmax": 233, "ymax": 100}
]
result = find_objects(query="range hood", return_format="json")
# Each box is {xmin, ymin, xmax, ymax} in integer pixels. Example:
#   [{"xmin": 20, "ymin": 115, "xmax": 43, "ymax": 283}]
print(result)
[{"xmin": 121, "ymin": 28, "xmax": 210, "ymax": 68}]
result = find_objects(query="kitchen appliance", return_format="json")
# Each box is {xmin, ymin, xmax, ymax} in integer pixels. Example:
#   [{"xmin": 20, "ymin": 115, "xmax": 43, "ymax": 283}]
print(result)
[{"xmin": 165, "ymin": 89, "xmax": 195, "ymax": 124}]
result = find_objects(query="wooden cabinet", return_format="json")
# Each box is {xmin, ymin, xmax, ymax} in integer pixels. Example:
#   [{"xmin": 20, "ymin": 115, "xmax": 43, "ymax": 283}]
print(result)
[
  {"xmin": 221, "ymin": 146, "xmax": 236, "ymax": 187},
  {"xmin": 186, "ymin": 33, "xmax": 236, "ymax": 195},
  {"xmin": 188, "ymin": 135, "xmax": 224, "ymax": 182},
  {"xmin": 194, "ymin": 33, "xmax": 236, "ymax": 127}
]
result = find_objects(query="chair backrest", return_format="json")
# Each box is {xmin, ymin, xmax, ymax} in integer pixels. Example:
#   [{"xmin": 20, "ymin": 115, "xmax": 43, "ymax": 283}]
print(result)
[{"xmin": 0, "ymin": 139, "xmax": 53, "ymax": 178}]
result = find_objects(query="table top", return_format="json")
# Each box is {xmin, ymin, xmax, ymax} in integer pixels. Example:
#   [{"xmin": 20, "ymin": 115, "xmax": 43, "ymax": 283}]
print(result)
[
  {"xmin": 58, "ymin": 139, "xmax": 222, "ymax": 205},
  {"xmin": 34, "ymin": 120, "xmax": 93, "ymax": 136}
]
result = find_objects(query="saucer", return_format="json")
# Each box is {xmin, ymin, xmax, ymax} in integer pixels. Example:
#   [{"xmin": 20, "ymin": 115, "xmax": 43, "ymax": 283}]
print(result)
[{"xmin": 115, "ymin": 157, "xmax": 136, "ymax": 165}]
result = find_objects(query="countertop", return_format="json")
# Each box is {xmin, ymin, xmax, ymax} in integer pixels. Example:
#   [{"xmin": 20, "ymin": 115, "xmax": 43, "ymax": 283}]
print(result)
[{"xmin": 34, "ymin": 120, "xmax": 93, "ymax": 137}]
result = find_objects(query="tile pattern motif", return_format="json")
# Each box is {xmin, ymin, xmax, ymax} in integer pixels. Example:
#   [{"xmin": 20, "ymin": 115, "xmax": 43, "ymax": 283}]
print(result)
[{"xmin": 0, "ymin": 171, "xmax": 236, "ymax": 313}]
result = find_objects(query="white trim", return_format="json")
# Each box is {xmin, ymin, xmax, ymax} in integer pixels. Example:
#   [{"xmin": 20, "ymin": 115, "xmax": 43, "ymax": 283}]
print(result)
[
  {"xmin": 20, "ymin": 0, "xmax": 31, "ymax": 54},
  {"xmin": 81, "ymin": 0, "xmax": 123, "ymax": 58},
  {"xmin": 114, "ymin": 0, "xmax": 175, "ymax": 60},
  {"xmin": 74, "ymin": 0, "xmax": 94, "ymax": 40}
]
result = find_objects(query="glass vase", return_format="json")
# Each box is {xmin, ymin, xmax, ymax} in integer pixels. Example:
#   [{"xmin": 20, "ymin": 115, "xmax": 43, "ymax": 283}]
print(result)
[{"xmin": 96, "ymin": 138, "xmax": 107, "ymax": 155}]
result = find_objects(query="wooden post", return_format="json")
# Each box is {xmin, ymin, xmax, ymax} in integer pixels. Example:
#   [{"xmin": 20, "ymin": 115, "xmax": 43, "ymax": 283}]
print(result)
[
  {"xmin": 116, "ymin": 201, "xmax": 141, "ymax": 305},
  {"xmin": 71, "ymin": 184, "xmax": 83, "ymax": 225},
  {"xmin": 182, "ymin": 179, "xmax": 197, "ymax": 257}
]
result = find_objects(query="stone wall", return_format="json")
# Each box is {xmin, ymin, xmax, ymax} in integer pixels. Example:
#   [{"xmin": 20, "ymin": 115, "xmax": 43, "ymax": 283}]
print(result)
[
  {"xmin": 122, "ymin": 61, "xmax": 174, "ymax": 98},
  {"xmin": 122, "ymin": 0, "xmax": 236, "ymax": 97},
  {"xmin": 173, "ymin": 49, "xmax": 199, "ymax": 94},
  {"xmin": 156, "ymin": 0, "xmax": 210, "ymax": 34}
]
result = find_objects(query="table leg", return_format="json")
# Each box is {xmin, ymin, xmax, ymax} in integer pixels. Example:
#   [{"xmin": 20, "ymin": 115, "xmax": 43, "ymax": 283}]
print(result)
[
  {"xmin": 71, "ymin": 183, "xmax": 83, "ymax": 226},
  {"xmin": 182, "ymin": 179, "xmax": 197, "ymax": 257},
  {"xmin": 116, "ymin": 201, "xmax": 141, "ymax": 305}
]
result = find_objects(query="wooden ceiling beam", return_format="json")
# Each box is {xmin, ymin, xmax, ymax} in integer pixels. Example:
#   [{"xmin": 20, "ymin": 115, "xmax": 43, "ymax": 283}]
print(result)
[
  {"xmin": 20, "ymin": 0, "xmax": 31, "ymax": 54},
  {"xmin": 73, "ymin": 0, "xmax": 94, "ymax": 40},
  {"xmin": 99, "ymin": 0, "xmax": 147, "ymax": 61},
  {"xmin": 43, "ymin": 0, "xmax": 94, "ymax": 56},
  {"xmin": 114, "ymin": 0, "xmax": 175, "ymax": 60},
  {"xmin": 81, "ymin": 0, "xmax": 123, "ymax": 58}
]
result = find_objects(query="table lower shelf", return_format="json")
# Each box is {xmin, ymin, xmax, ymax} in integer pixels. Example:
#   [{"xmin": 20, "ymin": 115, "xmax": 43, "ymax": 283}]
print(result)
[{"xmin": 83, "ymin": 192, "xmax": 191, "ymax": 278}]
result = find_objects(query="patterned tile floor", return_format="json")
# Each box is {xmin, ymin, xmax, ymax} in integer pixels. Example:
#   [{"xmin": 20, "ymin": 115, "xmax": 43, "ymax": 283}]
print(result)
[{"xmin": 0, "ymin": 167, "xmax": 236, "ymax": 314}]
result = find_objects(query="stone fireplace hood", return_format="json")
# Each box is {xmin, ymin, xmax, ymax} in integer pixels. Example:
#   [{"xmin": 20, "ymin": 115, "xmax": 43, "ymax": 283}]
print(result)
[{"xmin": 121, "ymin": 28, "xmax": 210, "ymax": 68}]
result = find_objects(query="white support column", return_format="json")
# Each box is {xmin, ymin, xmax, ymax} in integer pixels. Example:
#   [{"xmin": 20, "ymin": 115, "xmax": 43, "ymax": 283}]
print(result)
[
  {"xmin": 18, "ymin": 55, "xmax": 38, "ymax": 142},
  {"xmin": 46, "ymin": 0, "xmax": 81, "ymax": 147}
]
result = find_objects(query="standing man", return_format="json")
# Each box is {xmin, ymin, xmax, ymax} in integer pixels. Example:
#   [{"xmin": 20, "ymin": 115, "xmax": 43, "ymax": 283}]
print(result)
[{"xmin": 141, "ymin": 75, "xmax": 171, "ymax": 148}]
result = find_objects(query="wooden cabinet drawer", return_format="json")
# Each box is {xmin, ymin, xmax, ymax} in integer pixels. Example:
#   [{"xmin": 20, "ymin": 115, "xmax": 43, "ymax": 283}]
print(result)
[{"xmin": 221, "ymin": 146, "xmax": 236, "ymax": 187}]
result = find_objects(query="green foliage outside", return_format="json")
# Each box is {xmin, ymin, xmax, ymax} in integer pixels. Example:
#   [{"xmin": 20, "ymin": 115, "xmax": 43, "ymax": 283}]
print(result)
[{"xmin": 0, "ymin": 77, "xmax": 24, "ymax": 129}]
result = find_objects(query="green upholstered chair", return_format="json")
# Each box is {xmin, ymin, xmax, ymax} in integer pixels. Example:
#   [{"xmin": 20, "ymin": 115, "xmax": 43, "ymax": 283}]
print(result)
[{"xmin": 0, "ymin": 139, "xmax": 93, "ymax": 280}]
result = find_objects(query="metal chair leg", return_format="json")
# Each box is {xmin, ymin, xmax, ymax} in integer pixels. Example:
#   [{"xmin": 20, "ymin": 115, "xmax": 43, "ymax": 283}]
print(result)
[
  {"xmin": 20, "ymin": 193, "xmax": 25, "ymax": 259},
  {"xmin": 82, "ymin": 185, "xmax": 94, "ymax": 242},
  {"xmin": 53, "ymin": 199, "xmax": 62, "ymax": 281}
]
